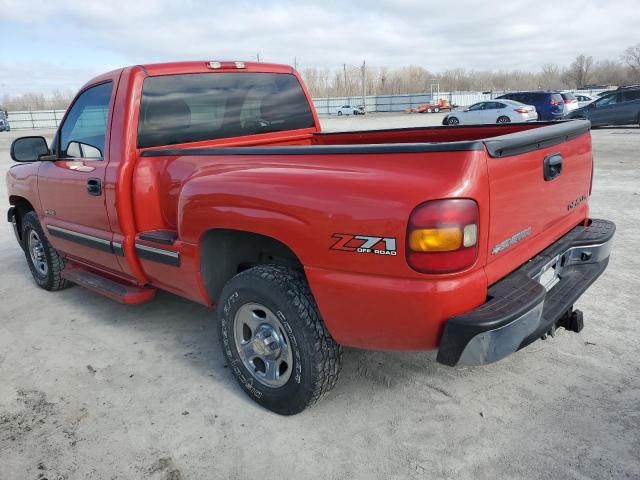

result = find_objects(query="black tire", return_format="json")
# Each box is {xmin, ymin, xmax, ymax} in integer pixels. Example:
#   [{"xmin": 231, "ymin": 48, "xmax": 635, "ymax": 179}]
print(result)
[
  {"xmin": 337, "ymin": 111, "xmax": 342, "ymax": 116},
  {"xmin": 447, "ymin": 116, "xmax": 460, "ymax": 125},
  {"xmin": 497, "ymin": 116, "xmax": 511, "ymax": 124},
  {"xmin": 21, "ymin": 211, "xmax": 70, "ymax": 291},
  {"xmin": 217, "ymin": 265, "xmax": 342, "ymax": 415}
]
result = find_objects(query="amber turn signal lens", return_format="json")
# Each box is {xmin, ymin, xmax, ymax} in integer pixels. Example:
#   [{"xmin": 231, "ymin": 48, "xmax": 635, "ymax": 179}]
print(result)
[{"xmin": 409, "ymin": 227, "xmax": 462, "ymax": 252}]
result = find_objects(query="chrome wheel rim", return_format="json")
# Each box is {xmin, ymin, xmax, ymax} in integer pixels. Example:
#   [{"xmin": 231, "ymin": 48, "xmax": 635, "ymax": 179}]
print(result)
[
  {"xmin": 233, "ymin": 302, "xmax": 293, "ymax": 388},
  {"xmin": 449, "ymin": 117, "xmax": 459, "ymax": 125},
  {"xmin": 28, "ymin": 230, "xmax": 48, "ymax": 276}
]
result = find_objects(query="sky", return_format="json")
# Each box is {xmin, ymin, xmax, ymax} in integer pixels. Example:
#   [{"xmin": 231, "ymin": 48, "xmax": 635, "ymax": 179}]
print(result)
[{"xmin": 1, "ymin": 0, "xmax": 639, "ymax": 96}]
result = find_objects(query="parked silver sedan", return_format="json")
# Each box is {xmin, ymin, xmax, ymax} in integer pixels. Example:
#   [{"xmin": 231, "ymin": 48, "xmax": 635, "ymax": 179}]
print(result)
[{"xmin": 443, "ymin": 100, "xmax": 537, "ymax": 125}]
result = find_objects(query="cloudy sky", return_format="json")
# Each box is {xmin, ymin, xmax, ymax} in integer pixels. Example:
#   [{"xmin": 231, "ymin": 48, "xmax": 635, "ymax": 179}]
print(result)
[{"xmin": 1, "ymin": 0, "xmax": 639, "ymax": 96}]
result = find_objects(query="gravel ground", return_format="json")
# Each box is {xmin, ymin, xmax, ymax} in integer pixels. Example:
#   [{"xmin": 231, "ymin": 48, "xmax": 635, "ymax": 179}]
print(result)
[{"xmin": 0, "ymin": 114, "xmax": 639, "ymax": 480}]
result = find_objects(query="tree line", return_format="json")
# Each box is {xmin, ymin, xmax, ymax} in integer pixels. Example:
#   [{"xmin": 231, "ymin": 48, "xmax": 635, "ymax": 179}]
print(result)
[
  {"xmin": 2, "ymin": 44, "xmax": 640, "ymax": 111},
  {"xmin": 302, "ymin": 44, "xmax": 640, "ymax": 97}
]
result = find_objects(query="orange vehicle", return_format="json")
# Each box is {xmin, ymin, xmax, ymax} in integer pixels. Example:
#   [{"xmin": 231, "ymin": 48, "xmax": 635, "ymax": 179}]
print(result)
[
  {"xmin": 7, "ymin": 61, "xmax": 614, "ymax": 414},
  {"xmin": 407, "ymin": 98, "xmax": 455, "ymax": 113}
]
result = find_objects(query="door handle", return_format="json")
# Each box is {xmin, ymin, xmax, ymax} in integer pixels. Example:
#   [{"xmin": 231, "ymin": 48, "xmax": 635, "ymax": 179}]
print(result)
[
  {"xmin": 543, "ymin": 154, "xmax": 563, "ymax": 181},
  {"xmin": 87, "ymin": 178, "xmax": 102, "ymax": 196}
]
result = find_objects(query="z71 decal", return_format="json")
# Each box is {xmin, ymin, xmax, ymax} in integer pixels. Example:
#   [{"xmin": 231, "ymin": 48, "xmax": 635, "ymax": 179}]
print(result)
[{"xmin": 330, "ymin": 234, "xmax": 397, "ymax": 256}]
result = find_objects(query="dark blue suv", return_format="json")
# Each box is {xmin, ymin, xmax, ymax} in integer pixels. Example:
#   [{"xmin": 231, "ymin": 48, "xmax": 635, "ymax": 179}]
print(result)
[{"xmin": 496, "ymin": 91, "xmax": 565, "ymax": 120}]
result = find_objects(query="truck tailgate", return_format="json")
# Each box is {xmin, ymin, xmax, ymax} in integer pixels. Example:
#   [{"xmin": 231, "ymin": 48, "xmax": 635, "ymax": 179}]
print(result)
[{"xmin": 482, "ymin": 121, "xmax": 593, "ymax": 285}]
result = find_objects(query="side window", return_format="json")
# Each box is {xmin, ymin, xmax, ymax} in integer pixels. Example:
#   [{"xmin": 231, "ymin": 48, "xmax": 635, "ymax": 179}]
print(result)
[
  {"xmin": 495, "ymin": 102, "xmax": 507, "ymax": 109},
  {"xmin": 595, "ymin": 94, "xmax": 617, "ymax": 107},
  {"xmin": 622, "ymin": 90, "xmax": 640, "ymax": 102},
  {"xmin": 59, "ymin": 82, "xmax": 112, "ymax": 159},
  {"xmin": 467, "ymin": 103, "xmax": 485, "ymax": 111}
]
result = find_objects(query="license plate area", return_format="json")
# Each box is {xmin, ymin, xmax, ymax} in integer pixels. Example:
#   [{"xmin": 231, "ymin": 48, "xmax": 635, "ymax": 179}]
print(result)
[{"xmin": 536, "ymin": 255, "xmax": 561, "ymax": 292}]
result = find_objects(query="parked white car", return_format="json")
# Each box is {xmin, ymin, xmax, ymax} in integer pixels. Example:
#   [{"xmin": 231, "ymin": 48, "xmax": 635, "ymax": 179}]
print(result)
[
  {"xmin": 573, "ymin": 93, "xmax": 596, "ymax": 108},
  {"xmin": 561, "ymin": 92, "xmax": 580, "ymax": 112},
  {"xmin": 336, "ymin": 105, "xmax": 364, "ymax": 116},
  {"xmin": 443, "ymin": 100, "xmax": 537, "ymax": 125}
]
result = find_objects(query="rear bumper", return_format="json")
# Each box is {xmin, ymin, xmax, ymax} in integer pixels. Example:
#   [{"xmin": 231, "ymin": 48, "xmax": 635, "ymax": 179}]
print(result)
[{"xmin": 437, "ymin": 219, "xmax": 615, "ymax": 367}]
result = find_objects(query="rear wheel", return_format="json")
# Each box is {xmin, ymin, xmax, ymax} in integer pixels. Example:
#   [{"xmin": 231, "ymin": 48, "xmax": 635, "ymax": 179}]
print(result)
[
  {"xmin": 217, "ymin": 265, "xmax": 342, "ymax": 415},
  {"xmin": 497, "ymin": 116, "xmax": 511, "ymax": 124},
  {"xmin": 447, "ymin": 116, "xmax": 460, "ymax": 125},
  {"xmin": 427, "ymin": 108, "xmax": 433, "ymax": 113},
  {"xmin": 21, "ymin": 211, "xmax": 70, "ymax": 291},
  {"xmin": 337, "ymin": 111, "xmax": 342, "ymax": 116},
  {"xmin": 434, "ymin": 107, "xmax": 440, "ymax": 113}
]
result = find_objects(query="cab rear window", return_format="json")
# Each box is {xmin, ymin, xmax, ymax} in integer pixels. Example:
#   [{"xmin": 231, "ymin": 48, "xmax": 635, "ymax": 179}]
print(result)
[{"xmin": 138, "ymin": 72, "xmax": 315, "ymax": 148}]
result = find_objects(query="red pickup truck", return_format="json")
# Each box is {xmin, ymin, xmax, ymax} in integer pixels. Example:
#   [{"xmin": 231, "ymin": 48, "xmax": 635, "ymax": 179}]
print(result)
[{"xmin": 7, "ymin": 61, "xmax": 614, "ymax": 414}]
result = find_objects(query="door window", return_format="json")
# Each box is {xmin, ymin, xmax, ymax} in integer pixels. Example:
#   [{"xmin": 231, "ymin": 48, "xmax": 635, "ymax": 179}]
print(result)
[
  {"xmin": 59, "ymin": 82, "xmax": 113, "ymax": 159},
  {"xmin": 594, "ymin": 93, "xmax": 618, "ymax": 107},
  {"xmin": 467, "ymin": 103, "xmax": 485, "ymax": 111},
  {"xmin": 621, "ymin": 90, "xmax": 640, "ymax": 102}
]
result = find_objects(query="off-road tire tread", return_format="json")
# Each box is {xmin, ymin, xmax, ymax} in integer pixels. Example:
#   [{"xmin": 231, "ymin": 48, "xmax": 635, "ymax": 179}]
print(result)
[
  {"xmin": 22, "ymin": 211, "xmax": 71, "ymax": 291},
  {"xmin": 221, "ymin": 264, "xmax": 342, "ymax": 412}
]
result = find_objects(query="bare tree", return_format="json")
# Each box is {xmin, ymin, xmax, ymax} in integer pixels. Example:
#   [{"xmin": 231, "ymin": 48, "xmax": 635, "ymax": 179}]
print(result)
[
  {"xmin": 622, "ymin": 43, "xmax": 640, "ymax": 82},
  {"xmin": 563, "ymin": 54, "xmax": 594, "ymax": 88},
  {"xmin": 539, "ymin": 64, "xmax": 561, "ymax": 89}
]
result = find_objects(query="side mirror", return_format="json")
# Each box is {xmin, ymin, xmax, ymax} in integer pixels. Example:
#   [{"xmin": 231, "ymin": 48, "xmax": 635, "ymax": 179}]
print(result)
[{"xmin": 10, "ymin": 136, "xmax": 51, "ymax": 162}]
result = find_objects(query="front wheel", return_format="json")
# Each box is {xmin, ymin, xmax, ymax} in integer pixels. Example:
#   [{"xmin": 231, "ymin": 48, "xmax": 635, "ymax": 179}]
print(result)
[
  {"xmin": 337, "ymin": 111, "xmax": 342, "ymax": 116},
  {"xmin": 21, "ymin": 211, "xmax": 70, "ymax": 291},
  {"xmin": 434, "ymin": 107, "xmax": 440, "ymax": 113},
  {"xmin": 497, "ymin": 116, "xmax": 511, "ymax": 124},
  {"xmin": 217, "ymin": 265, "xmax": 343, "ymax": 415},
  {"xmin": 447, "ymin": 116, "xmax": 460, "ymax": 125}
]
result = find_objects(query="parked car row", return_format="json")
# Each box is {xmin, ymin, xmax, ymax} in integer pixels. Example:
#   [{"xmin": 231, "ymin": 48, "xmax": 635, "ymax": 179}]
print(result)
[
  {"xmin": 565, "ymin": 85, "xmax": 640, "ymax": 127},
  {"xmin": 443, "ymin": 85, "xmax": 640, "ymax": 127}
]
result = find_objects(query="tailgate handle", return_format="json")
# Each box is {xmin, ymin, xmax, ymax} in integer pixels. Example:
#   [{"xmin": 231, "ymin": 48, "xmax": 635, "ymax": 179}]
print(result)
[{"xmin": 543, "ymin": 154, "xmax": 563, "ymax": 181}]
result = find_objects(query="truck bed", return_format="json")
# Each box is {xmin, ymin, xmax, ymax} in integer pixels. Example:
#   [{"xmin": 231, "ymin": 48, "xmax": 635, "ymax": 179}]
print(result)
[{"xmin": 144, "ymin": 120, "xmax": 590, "ymax": 158}]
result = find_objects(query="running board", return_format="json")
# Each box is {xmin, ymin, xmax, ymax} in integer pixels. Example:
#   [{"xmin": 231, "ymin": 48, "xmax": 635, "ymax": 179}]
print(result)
[{"xmin": 61, "ymin": 264, "xmax": 156, "ymax": 305}]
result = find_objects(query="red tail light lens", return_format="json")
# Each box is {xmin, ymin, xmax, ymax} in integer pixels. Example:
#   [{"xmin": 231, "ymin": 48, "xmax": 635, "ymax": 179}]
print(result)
[
  {"xmin": 514, "ymin": 107, "xmax": 529, "ymax": 113},
  {"xmin": 406, "ymin": 199, "xmax": 479, "ymax": 274}
]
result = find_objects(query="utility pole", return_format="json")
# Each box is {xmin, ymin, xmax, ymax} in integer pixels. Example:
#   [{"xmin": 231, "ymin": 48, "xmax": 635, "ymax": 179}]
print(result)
[
  {"xmin": 361, "ymin": 60, "xmax": 366, "ymax": 113},
  {"xmin": 343, "ymin": 63, "xmax": 347, "ymax": 96},
  {"xmin": 294, "ymin": 56, "xmax": 298, "ymax": 71},
  {"xmin": 256, "ymin": 52, "xmax": 261, "ymax": 62}
]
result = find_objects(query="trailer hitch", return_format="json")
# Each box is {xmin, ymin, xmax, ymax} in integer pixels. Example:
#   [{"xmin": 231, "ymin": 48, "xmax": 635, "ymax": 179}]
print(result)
[{"xmin": 541, "ymin": 307, "xmax": 584, "ymax": 340}]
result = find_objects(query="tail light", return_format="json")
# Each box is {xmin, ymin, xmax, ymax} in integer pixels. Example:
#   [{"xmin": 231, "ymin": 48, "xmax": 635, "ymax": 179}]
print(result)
[
  {"xmin": 406, "ymin": 199, "xmax": 479, "ymax": 274},
  {"xmin": 514, "ymin": 107, "xmax": 529, "ymax": 113}
]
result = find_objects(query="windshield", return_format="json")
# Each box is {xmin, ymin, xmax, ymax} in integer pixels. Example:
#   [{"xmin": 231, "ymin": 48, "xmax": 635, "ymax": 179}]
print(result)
[{"xmin": 138, "ymin": 72, "xmax": 315, "ymax": 148}]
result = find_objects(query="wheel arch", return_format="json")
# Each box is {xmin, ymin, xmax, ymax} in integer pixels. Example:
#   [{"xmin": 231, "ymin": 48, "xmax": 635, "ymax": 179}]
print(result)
[
  {"xmin": 200, "ymin": 228, "xmax": 304, "ymax": 302},
  {"xmin": 9, "ymin": 195, "xmax": 36, "ymax": 242}
]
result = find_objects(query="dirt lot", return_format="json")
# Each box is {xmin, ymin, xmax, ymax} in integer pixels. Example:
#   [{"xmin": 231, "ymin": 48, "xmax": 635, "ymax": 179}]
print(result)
[{"xmin": 1, "ymin": 114, "xmax": 639, "ymax": 480}]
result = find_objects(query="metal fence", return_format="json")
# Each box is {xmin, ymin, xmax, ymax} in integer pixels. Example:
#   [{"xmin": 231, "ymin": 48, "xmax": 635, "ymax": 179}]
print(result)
[
  {"xmin": 4, "ymin": 110, "xmax": 67, "ymax": 130},
  {"xmin": 5, "ymin": 89, "xmax": 610, "ymax": 129},
  {"xmin": 312, "ymin": 89, "xmax": 610, "ymax": 115}
]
